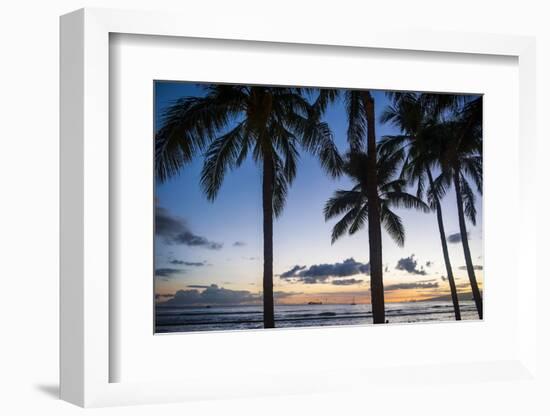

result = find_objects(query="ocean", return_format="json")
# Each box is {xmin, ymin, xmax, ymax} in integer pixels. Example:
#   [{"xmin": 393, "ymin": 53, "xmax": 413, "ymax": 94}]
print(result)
[{"xmin": 155, "ymin": 300, "xmax": 480, "ymax": 333}]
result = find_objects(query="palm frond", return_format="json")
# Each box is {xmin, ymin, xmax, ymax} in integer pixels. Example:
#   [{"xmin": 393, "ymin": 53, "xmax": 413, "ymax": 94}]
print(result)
[
  {"xmin": 313, "ymin": 122, "xmax": 344, "ymax": 177},
  {"xmin": 380, "ymin": 205, "xmax": 405, "ymax": 247},
  {"xmin": 199, "ymin": 121, "xmax": 246, "ymax": 200},
  {"xmin": 377, "ymin": 148, "xmax": 405, "ymax": 185},
  {"xmin": 378, "ymin": 179, "xmax": 405, "ymax": 193},
  {"xmin": 379, "ymin": 104, "xmax": 400, "ymax": 126},
  {"xmin": 312, "ymin": 88, "xmax": 340, "ymax": 115},
  {"xmin": 270, "ymin": 123, "xmax": 299, "ymax": 183},
  {"xmin": 460, "ymin": 174, "xmax": 477, "ymax": 225},
  {"xmin": 235, "ymin": 125, "xmax": 253, "ymax": 166},
  {"xmin": 415, "ymin": 169, "xmax": 426, "ymax": 200},
  {"xmin": 428, "ymin": 171, "xmax": 452, "ymax": 206},
  {"xmin": 378, "ymin": 135, "xmax": 411, "ymax": 156},
  {"xmin": 271, "ymin": 149, "xmax": 300, "ymax": 218},
  {"xmin": 330, "ymin": 204, "xmax": 362, "ymax": 244},
  {"xmin": 461, "ymin": 155, "xmax": 483, "ymax": 195},
  {"xmin": 383, "ymin": 191, "xmax": 431, "ymax": 213},
  {"xmin": 155, "ymin": 89, "xmax": 245, "ymax": 181},
  {"xmin": 324, "ymin": 190, "xmax": 363, "ymax": 220},
  {"xmin": 348, "ymin": 204, "xmax": 368, "ymax": 235},
  {"xmin": 345, "ymin": 91, "xmax": 366, "ymax": 150}
]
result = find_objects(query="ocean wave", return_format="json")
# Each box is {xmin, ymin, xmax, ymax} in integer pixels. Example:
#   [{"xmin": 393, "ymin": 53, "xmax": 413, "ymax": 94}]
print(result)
[{"xmin": 155, "ymin": 301, "xmax": 480, "ymax": 331}]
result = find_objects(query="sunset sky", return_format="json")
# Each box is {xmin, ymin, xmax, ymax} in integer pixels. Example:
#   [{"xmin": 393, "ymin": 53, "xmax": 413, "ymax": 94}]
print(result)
[{"xmin": 154, "ymin": 82, "xmax": 483, "ymax": 306}]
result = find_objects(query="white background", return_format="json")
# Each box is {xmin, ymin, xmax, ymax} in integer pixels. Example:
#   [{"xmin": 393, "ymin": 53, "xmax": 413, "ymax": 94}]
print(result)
[{"xmin": 1, "ymin": 1, "xmax": 548, "ymax": 415}]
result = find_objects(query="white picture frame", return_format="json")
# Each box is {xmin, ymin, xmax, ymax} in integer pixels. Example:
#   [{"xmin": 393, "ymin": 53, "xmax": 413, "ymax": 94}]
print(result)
[{"xmin": 60, "ymin": 7, "xmax": 538, "ymax": 408}]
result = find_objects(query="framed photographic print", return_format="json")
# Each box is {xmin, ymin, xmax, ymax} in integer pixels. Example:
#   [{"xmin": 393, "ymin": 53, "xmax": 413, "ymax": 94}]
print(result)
[{"xmin": 60, "ymin": 7, "xmax": 539, "ymax": 409}]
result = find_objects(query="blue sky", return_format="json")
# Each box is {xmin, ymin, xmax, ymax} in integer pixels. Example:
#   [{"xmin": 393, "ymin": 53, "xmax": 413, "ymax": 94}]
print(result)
[{"xmin": 154, "ymin": 82, "xmax": 483, "ymax": 305}]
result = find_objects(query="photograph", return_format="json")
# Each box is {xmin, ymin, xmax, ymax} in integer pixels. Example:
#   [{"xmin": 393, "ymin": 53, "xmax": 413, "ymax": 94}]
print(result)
[{"xmin": 153, "ymin": 82, "xmax": 483, "ymax": 333}]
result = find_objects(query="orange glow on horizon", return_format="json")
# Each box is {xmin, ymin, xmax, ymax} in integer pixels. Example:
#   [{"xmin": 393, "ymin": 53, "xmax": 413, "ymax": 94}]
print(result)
[{"xmin": 156, "ymin": 272, "xmax": 483, "ymax": 306}]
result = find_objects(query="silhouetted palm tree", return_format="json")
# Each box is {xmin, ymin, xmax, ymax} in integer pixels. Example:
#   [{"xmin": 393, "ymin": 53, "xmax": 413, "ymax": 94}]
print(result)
[
  {"xmin": 155, "ymin": 85, "xmax": 342, "ymax": 328},
  {"xmin": 434, "ymin": 97, "xmax": 483, "ymax": 319},
  {"xmin": 324, "ymin": 148, "xmax": 430, "ymax": 320},
  {"xmin": 344, "ymin": 91, "xmax": 385, "ymax": 323},
  {"xmin": 379, "ymin": 92, "xmax": 462, "ymax": 320},
  {"xmin": 308, "ymin": 89, "xmax": 387, "ymax": 322}
]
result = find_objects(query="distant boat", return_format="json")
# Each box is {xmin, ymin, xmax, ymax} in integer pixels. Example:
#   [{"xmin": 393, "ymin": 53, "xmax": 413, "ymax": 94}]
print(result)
[
  {"xmin": 308, "ymin": 301, "xmax": 322, "ymax": 305},
  {"xmin": 350, "ymin": 297, "xmax": 356, "ymax": 306}
]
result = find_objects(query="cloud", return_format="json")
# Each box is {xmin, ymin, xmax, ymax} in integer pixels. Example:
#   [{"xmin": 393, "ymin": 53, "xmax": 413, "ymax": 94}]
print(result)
[
  {"xmin": 160, "ymin": 284, "xmax": 300, "ymax": 306},
  {"xmin": 155, "ymin": 206, "xmax": 222, "ymax": 250},
  {"xmin": 155, "ymin": 268, "xmax": 185, "ymax": 280},
  {"xmin": 395, "ymin": 255, "xmax": 426, "ymax": 275},
  {"xmin": 458, "ymin": 265, "xmax": 483, "ymax": 270},
  {"xmin": 169, "ymin": 259, "xmax": 207, "ymax": 267},
  {"xmin": 280, "ymin": 265, "xmax": 307, "ymax": 278},
  {"xmin": 331, "ymin": 278, "xmax": 364, "ymax": 286},
  {"xmin": 279, "ymin": 258, "xmax": 370, "ymax": 284},
  {"xmin": 163, "ymin": 284, "xmax": 259, "ymax": 306},
  {"xmin": 385, "ymin": 282, "xmax": 439, "ymax": 291},
  {"xmin": 233, "ymin": 241, "xmax": 246, "ymax": 247},
  {"xmin": 447, "ymin": 232, "xmax": 469, "ymax": 244},
  {"xmin": 155, "ymin": 293, "xmax": 174, "ymax": 300}
]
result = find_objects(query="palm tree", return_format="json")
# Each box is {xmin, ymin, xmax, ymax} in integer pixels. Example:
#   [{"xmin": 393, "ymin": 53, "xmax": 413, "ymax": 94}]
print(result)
[
  {"xmin": 379, "ymin": 92, "xmax": 462, "ymax": 320},
  {"xmin": 337, "ymin": 90, "xmax": 386, "ymax": 323},
  {"xmin": 257, "ymin": 87, "xmax": 388, "ymax": 323},
  {"xmin": 155, "ymin": 85, "xmax": 342, "ymax": 328},
  {"xmin": 435, "ymin": 97, "xmax": 483, "ymax": 319},
  {"xmin": 360, "ymin": 91, "xmax": 386, "ymax": 324},
  {"xmin": 324, "ymin": 148, "xmax": 430, "ymax": 322}
]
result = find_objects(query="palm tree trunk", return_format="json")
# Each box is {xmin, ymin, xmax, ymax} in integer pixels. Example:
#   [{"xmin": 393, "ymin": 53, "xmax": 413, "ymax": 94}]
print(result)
[
  {"xmin": 262, "ymin": 156, "xmax": 275, "ymax": 328},
  {"xmin": 452, "ymin": 167, "xmax": 483, "ymax": 319},
  {"xmin": 363, "ymin": 92, "xmax": 385, "ymax": 324},
  {"xmin": 426, "ymin": 167, "xmax": 461, "ymax": 320}
]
